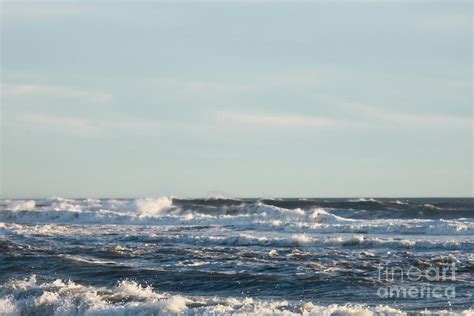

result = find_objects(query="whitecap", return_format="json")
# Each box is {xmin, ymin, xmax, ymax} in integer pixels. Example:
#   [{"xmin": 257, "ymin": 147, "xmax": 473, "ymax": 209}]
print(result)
[
  {"xmin": 1, "ymin": 275, "xmax": 471, "ymax": 315},
  {"xmin": 7, "ymin": 200, "xmax": 36, "ymax": 211}
]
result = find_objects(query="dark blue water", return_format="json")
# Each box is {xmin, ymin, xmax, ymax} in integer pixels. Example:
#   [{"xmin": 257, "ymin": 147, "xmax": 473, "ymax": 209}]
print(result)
[{"xmin": 0, "ymin": 197, "xmax": 473, "ymax": 315}]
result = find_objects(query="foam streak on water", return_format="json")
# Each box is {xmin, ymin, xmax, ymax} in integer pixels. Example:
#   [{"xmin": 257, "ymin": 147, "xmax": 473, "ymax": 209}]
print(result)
[{"xmin": 0, "ymin": 197, "xmax": 473, "ymax": 315}]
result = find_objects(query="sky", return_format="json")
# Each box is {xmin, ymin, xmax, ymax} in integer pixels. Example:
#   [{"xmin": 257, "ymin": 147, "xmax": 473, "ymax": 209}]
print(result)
[{"xmin": 1, "ymin": 1, "xmax": 472, "ymax": 198}]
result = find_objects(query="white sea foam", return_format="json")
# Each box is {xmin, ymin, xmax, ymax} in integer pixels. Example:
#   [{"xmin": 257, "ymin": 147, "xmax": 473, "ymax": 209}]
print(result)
[
  {"xmin": 191, "ymin": 233, "xmax": 472, "ymax": 249},
  {"xmin": 1, "ymin": 198, "xmax": 473, "ymax": 236},
  {"xmin": 133, "ymin": 197, "xmax": 174, "ymax": 217},
  {"xmin": 6, "ymin": 200, "xmax": 36, "ymax": 211},
  {"xmin": 268, "ymin": 249, "xmax": 279, "ymax": 256},
  {"xmin": 0, "ymin": 275, "xmax": 470, "ymax": 316},
  {"xmin": 1, "ymin": 198, "xmax": 472, "ymax": 315},
  {"xmin": 0, "ymin": 296, "xmax": 20, "ymax": 316},
  {"xmin": 392, "ymin": 200, "xmax": 409, "ymax": 205},
  {"xmin": 348, "ymin": 198, "xmax": 380, "ymax": 203},
  {"xmin": 424, "ymin": 204, "xmax": 443, "ymax": 210},
  {"xmin": 2, "ymin": 222, "xmax": 473, "ymax": 251},
  {"xmin": 308, "ymin": 208, "xmax": 353, "ymax": 223}
]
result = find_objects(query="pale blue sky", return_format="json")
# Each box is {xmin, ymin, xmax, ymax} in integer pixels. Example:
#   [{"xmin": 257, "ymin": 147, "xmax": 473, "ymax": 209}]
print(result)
[{"xmin": 1, "ymin": 1, "xmax": 472, "ymax": 198}]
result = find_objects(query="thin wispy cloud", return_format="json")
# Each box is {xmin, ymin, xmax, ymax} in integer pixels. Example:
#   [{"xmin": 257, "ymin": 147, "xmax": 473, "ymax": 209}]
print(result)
[
  {"xmin": 218, "ymin": 111, "xmax": 350, "ymax": 129},
  {"xmin": 216, "ymin": 105, "xmax": 472, "ymax": 131},
  {"xmin": 20, "ymin": 114, "xmax": 99, "ymax": 135},
  {"xmin": 152, "ymin": 69, "xmax": 320, "ymax": 95},
  {"xmin": 351, "ymin": 104, "xmax": 472, "ymax": 128},
  {"xmin": 2, "ymin": 84, "xmax": 113, "ymax": 105},
  {"xmin": 12, "ymin": 113, "xmax": 158, "ymax": 136}
]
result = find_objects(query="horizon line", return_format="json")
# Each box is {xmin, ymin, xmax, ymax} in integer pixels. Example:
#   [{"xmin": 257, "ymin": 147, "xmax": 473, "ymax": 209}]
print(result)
[{"xmin": 1, "ymin": 196, "xmax": 473, "ymax": 200}]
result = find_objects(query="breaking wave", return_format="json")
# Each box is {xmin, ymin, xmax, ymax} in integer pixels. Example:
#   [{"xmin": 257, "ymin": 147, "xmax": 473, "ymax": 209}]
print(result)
[
  {"xmin": 1, "ymin": 197, "xmax": 473, "ymax": 314},
  {"xmin": 1, "ymin": 198, "xmax": 473, "ymax": 235},
  {"xmin": 1, "ymin": 275, "xmax": 471, "ymax": 316}
]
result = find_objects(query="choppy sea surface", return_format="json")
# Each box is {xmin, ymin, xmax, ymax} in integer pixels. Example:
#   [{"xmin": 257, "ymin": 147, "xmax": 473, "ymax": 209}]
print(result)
[{"xmin": 0, "ymin": 197, "xmax": 473, "ymax": 315}]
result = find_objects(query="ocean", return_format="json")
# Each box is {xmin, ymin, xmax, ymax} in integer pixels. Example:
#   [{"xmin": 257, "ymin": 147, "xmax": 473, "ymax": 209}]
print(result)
[{"xmin": 0, "ymin": 197, "xmax": 473, "ymax": 315}]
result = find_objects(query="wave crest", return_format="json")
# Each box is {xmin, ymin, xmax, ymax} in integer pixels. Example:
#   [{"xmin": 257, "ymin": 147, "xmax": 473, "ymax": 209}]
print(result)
[
  {"xmin": 2, "ymin": 275, "xmax": 471, "ymax": 316},
  {"xmin": 133, "ymin": 197, "xmax": 174, "ymax": 217}
]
